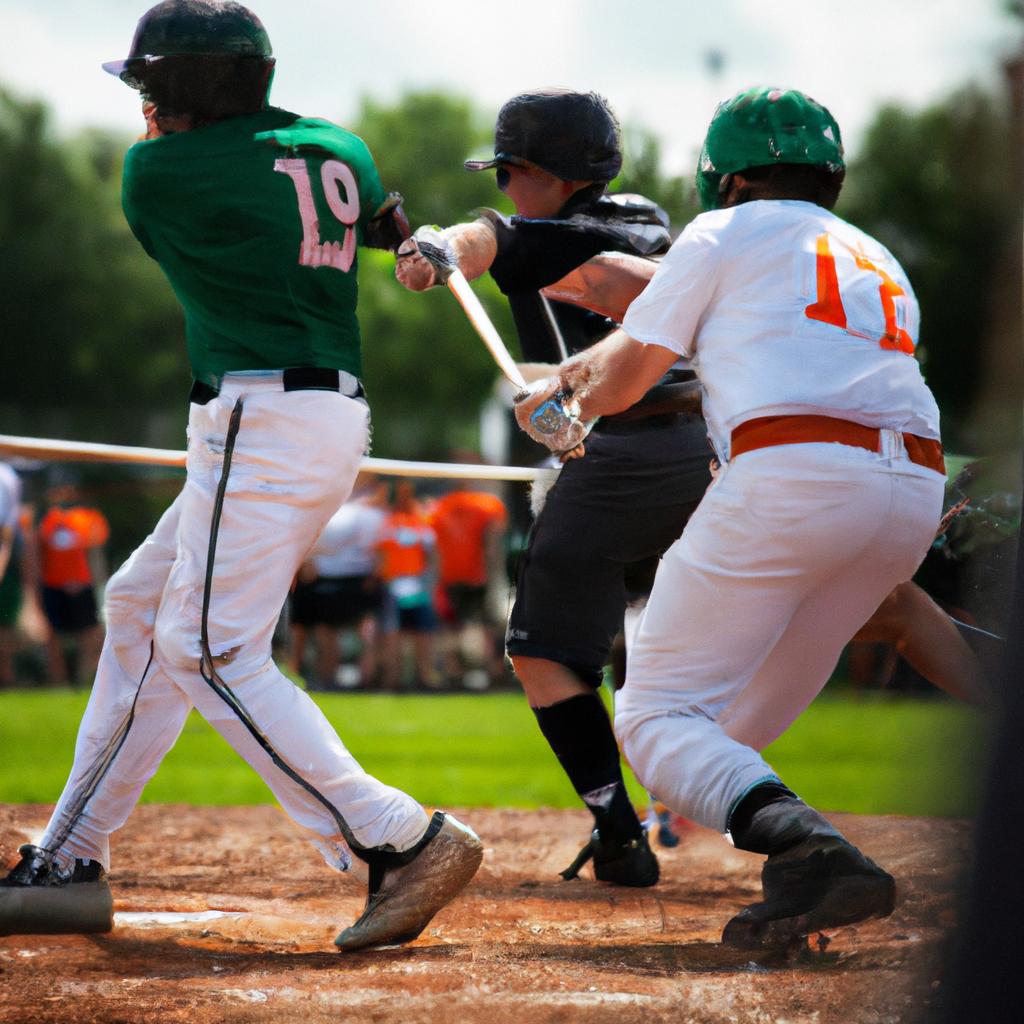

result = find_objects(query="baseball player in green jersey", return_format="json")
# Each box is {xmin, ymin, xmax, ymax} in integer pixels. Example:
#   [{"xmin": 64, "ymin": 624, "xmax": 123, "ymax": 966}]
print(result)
[{"xmin": 0, "ymin": 0, "xmax": 482, "ymax": 951}]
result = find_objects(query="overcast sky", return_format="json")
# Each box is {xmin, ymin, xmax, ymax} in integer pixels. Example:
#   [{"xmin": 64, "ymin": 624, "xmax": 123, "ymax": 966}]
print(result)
[{"xmin": 2, "ymin": 1, "xmax": 1018, "ymax": 173}]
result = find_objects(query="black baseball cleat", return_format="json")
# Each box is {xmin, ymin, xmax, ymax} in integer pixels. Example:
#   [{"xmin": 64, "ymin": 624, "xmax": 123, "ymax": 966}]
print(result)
[
  {"xmin": 560, "ymin": 828, "xmax": 660, "ymax": 887},
  {"xmin": 0, "ymin": 844, "xmax": 113, "ymax": 936},
  {"xmin": 721, "ymin": 835, "xmax": 895, "ymax": 949}
]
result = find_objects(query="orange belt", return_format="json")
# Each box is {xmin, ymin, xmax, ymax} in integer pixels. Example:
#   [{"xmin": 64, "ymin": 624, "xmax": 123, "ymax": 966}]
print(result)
[{"xmin": 730, "ymin": 414, "xmax": 945, "ymax": 475}]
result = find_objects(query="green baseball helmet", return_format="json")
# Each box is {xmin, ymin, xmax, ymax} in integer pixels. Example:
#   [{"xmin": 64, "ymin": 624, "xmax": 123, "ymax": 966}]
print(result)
[
  {"xmin": 103, "ymin": 0, "xmax": 273, "ymax": 83},
  {"xmin": 696, "ymin": 87, "xmax": 844, "ymax": 211}
]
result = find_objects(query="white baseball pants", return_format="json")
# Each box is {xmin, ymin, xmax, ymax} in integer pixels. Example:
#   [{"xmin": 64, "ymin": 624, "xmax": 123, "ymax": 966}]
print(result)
[
  {"xmin": 42, "ymin": 377, "xmax": 428, "ymax": 871},
  {"xmin": 615, "ymin": 438, "xmax": 946, "ymax": 832}
]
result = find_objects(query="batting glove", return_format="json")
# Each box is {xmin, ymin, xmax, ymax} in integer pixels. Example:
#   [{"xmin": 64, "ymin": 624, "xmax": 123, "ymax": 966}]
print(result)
[
  {"xmin": 514, "ymin": 377, "xmax": 593, "ymax": 455},
  {"xmin": 395, "ymin": 226, "xmax": 457, "ymax": 290}
]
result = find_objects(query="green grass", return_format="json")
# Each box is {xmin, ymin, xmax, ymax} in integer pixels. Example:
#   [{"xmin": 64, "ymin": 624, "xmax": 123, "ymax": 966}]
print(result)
[{"xmin": 0, "ymin": 688, "xmax": 989, "ymax": 817}]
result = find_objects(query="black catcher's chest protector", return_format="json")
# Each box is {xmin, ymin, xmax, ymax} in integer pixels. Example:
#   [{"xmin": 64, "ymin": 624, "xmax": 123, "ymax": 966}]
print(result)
[{"xmin": 486, "ymin": 192, "xmax": 671, "ymax": 363}]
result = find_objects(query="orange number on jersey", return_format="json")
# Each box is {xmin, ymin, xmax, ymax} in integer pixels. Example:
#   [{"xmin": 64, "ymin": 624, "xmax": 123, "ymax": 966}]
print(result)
[{"xmin": 804, "ymin": 233, "xmax": 915, "ymax": 354}]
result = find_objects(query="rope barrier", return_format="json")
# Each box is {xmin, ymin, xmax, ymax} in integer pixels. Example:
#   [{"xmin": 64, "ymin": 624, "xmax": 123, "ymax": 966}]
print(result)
[{"xmin": 0, "ymin": 434, "xmax": 543, "ymax": 483}]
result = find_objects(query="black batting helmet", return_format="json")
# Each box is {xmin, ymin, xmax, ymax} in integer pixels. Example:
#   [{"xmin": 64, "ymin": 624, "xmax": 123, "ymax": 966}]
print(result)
[
  {"xmin": 102, "ymin": 0, "xmax": 273, "ymax": 85},
  {"xmin": 465, "ymin": 89, "xmax": 622, "ymax": 183}
]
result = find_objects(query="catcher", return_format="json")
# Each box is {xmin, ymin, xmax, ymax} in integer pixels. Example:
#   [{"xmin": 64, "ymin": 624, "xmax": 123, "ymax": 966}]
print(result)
[{"xmin": 397, "ymin": 89, "xmax": 712, "ymax": 886}]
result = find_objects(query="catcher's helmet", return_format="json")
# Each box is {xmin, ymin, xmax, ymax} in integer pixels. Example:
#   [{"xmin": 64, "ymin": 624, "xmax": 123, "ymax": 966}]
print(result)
[
  {"xmin": 465, "ymin": 89, "xmax": 622, "ymax": 183},
  {"xmin": 696, "ymin": 87, "xmax": 844, "ymax": 211},
  {"xmin": 102, "ymin": 0, "xmax": 273, "ymax": 84}
]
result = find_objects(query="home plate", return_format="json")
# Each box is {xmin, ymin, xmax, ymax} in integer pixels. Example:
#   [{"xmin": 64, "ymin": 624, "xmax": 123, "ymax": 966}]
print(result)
[
  {"xmin": 114, "ymin": 911, "xmax": 247, "ymax": 927},
  {"xmin": 112, "ymin": 909, "xmax": 323, "ymax": 944}
]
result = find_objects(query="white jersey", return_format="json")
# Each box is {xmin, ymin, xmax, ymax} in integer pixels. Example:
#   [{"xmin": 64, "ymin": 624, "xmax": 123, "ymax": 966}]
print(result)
[
  {"xmin": 622, "ymin": 200, "xmax": 941, "ymax": 460},
  {"xmin": 310, "ymin": 501, "xmax": 385, "ymax": 577},
  {"xmin": 0, "ymin": 464, "xmax": 21, "ymax": 532}
]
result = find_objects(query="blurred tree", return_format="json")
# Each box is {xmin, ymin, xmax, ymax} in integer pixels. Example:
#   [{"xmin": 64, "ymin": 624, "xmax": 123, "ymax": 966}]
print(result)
[
  {"xmin": 0, "ymin": 88, "xmax": 184, "ymax": 432},
  {"xmin": 351, "ymin": 91, "xmax": 518, "ymax": 458},
  {"xmin": 613, "ymin": 124, "xmax": 700, "ymax": 230},
  {"xmin": 356, "ymin": 248, "xmax": 517, "ymax": 459},
  {"xmin": 353, "ymin": 91, "xmax": 508, "ymax": 229},
  {"xmin": 837, "ymin": 85, "xmax": 1020, "ymax": 451}
]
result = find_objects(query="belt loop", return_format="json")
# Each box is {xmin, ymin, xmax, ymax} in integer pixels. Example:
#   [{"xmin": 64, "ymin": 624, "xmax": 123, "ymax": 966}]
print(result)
[{"xmin": 878, "ymin": 428, "xmax": 902, "ymax": 461}]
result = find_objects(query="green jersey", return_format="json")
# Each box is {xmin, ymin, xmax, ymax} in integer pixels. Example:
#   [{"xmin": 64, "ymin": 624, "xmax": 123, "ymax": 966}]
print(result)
[{"xmin": 122, "ymin": 108, "xmax": 387, "ymax": 385}]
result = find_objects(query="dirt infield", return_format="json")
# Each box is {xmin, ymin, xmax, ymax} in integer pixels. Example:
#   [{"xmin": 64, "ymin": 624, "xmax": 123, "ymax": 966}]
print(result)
[{"xmin": 0, "ymin": 804, "xmax": 968, "ymax": 1024}]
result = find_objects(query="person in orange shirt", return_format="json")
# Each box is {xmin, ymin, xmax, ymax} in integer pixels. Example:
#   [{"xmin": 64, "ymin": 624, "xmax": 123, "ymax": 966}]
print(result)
[
  {"xmin": 37, "ymin": 479, "xmax": 109, "ymax": 686},
  {"xmin": 376, "ymin": 480, "xmax": 440, "ymax": 690},
  {"xmin": 428, "ymin": 476, "xmax": 508, "ymax": 690}
]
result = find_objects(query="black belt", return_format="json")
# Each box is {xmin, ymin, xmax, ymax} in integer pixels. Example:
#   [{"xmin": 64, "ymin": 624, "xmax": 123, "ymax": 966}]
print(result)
[
  {"xmin": 596, "ymin": 412, "xmax": 691, "ymax": 435},
  {"xmin": 189, "ymin": 368, "xmax": 363, "ymax": 406}
]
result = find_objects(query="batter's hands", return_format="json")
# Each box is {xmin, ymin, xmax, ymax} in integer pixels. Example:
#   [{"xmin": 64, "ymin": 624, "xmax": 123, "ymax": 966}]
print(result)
[
  {"xmin": 558, "ymin": 442, "xmax": 587, "ymax": 462},
  {"xmin": 395, "ymin": 226, "xmax": 457, "ymax": 290},
  {"xmin": 514, "ymin": 377, "xmax": 593, "ymax": 459}
]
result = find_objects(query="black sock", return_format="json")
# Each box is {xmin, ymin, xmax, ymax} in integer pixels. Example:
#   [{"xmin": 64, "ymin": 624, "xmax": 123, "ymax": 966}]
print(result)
[
  {"xmin": 728, "ymin": 782, "xmax": 841, "ymax": 855},
  {"xmin": 533, "ymin": 693, "xmax": 643, "ymax": 840},
  {"xmin": 727, "ymin": 782, "xmax": 797, "ymax": 840}
]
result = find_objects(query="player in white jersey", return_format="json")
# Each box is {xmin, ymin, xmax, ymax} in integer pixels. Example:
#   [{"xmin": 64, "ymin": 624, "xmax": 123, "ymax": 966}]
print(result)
[
  {"xmin": 515, "ymin": 86, "xmax": 946, "ymax": 948},
  {"xmin": 0, "ymin": 464, "xmax": 24, "ymax": 687},
  {"xmin": 0, "ymin": 464, "xmax": 20, "ymax": 579},
  {"xmin": 290, "ymin": 476, "xmax": 387, "ymax": 688}
]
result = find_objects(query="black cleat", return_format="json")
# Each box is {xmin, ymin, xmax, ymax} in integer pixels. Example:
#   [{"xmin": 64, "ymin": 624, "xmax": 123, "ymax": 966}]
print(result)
[
  {"xmin": 560, "ymin": 828, "xmax": 660, "ymax": 887},
  {"xmin": 722, "ymin": 836, "xmax": 895, "ymax": 949},
  {"xmin": 3, "ymin": 845, "xmax": 106, "ymax": 887},
  {"xmin": 1, "ymin": 845, "xmax": 113, "ymax": 936}
]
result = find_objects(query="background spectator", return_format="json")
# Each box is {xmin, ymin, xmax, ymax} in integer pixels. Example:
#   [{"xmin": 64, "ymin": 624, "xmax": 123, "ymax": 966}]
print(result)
[
  {"xmin": 289, "ymin": 474, "xmax": 388, "ymax": 690},
  {"xmin": 377, "ymin": 480, "xmax": 440, "ymax": 691},
  {"xmin": 428, "ymin": 458, "xmax": 509, "ymax": 690},
  {"xmin": 37, "ymin": 474, "xmax": 109, "ymax": 686}
]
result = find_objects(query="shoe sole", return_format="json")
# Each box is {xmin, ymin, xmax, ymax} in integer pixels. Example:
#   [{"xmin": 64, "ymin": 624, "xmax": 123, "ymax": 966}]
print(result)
[
  {"xmin": 0, "ymin": 882, "xmax": 113, "ymax": 936},
  {"xmin": 593, "ymin": 860, "xmax": 660, "ymax": 887},
  {"xmin": 721, "ymin": 873, "xmax": 896, "ymax": 949}
]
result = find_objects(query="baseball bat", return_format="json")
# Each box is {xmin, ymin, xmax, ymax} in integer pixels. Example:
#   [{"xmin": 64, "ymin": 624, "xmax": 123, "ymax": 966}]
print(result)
[
  {"xmin": 0, "ymin": 434, "xmax": 541, "ymax": 481},
  {"xmin": 0, "ymin": 881, "xmax": 112, "ymax": 935},
  {"xmin": 445, "ymin": 269, "xmax": 527, "ymax": 392}
]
